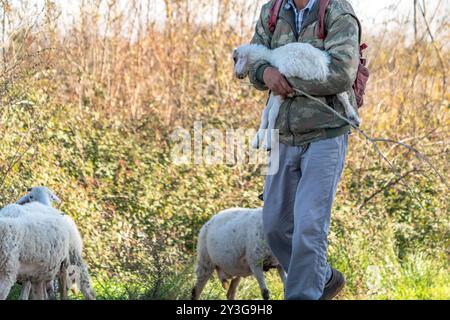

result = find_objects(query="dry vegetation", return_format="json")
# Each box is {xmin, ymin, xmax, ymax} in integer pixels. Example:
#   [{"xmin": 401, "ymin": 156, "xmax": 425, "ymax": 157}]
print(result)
[{"xmin": 0, "ymin": 0, "xmax": 448, "ymax": 300}]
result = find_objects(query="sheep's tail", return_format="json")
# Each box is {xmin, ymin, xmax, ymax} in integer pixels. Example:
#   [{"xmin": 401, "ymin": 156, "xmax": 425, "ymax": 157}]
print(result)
[
  {"xmin": 192, "ymin": 223, "xmax": 214, "ymax": 300},
  {"xmin": 0, "ymin": 221, "xmax": 19, "ymax": 270},
  {"xmin": 71, "ymin": 251, "xmax": 96, "ymax": 300}
]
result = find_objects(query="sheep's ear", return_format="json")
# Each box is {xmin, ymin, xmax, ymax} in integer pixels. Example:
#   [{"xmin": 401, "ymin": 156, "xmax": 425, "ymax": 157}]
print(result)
[
  {"xmin": 50, "ymin": 192, "xmax": 61, "ymax": 203},
  {"xmin": 16, "ymin": 195, "xmax": 30, "ymax": 205}
]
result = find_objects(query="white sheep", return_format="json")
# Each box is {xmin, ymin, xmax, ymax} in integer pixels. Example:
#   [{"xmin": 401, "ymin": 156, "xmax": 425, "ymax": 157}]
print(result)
[
  {"xmin": 15, "ymin": 187, "xmax": 96, "ymax": 300},
  {"xmin": 0, "ymin": 202, "xmax": 71, "ymax": 300},
  {"xmin": 192, "ymin": 208, "xmax": 285, "ymax": 300},
  {"xmin": 233, "ymin": 43, "xmax": 360, "ymax": 150}
]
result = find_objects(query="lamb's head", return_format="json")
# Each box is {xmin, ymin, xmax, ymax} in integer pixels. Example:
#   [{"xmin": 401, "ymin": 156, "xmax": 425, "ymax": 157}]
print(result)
[
  {"xmin": 16, "ymin": 186, "xmax": 61, "ymax": 206},
  {"xmin": 233, "ymin": 45, "xmax": 252, "ymax": 79},
  {"xmin": 67, "ymin": 265, "xmax": 80, "ymax": 295}
]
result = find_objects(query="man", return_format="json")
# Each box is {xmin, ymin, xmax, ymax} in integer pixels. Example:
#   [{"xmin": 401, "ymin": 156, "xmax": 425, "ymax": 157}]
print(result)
[{"xmin": 248, "ymin": 0, "xmax": 360, "ymax": 300}]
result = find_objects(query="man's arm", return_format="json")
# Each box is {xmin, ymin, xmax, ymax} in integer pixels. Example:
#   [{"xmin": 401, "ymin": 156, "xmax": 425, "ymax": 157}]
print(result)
[{"xmin": 287, "ymin": 14, "xmax": 360, "ymax": 96}]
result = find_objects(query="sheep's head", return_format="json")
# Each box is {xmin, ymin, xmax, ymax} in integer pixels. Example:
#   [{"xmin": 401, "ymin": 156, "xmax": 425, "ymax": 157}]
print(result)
[
  {"xmin": 16, "ymin": 186, "xmax": 61, "ymax": 206},
  {"xmin": 233, "ymin": 45, "xmax": 251, "ymax": 80}
]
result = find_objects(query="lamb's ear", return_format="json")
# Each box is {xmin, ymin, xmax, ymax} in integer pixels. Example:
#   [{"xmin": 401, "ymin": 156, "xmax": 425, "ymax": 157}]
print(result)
[{"xmin": 16, "ymin": 194, "xmax": 30, "ymax": 205}]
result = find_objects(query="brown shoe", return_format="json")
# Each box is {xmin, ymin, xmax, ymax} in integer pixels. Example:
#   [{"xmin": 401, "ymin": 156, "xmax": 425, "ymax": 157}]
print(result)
[{"xmin": 320, "ymin": 269, "xmax": 346, "ymax": 300}]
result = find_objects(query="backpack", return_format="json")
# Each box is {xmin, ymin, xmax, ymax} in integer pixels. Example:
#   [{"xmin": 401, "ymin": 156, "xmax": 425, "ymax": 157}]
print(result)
[{"xmin": 268, "ymin": 0, "xmax": 369, "ymax": 108}]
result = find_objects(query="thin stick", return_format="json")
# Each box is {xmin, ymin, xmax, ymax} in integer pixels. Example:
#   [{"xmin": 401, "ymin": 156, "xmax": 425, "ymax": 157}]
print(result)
[
  {"xmin": 291, "ymin": 87, "xmax": 449, "ymax": 206},
  {"xmin": 359, "ymin": 168, "xmax": 418, "ymax": 210}
]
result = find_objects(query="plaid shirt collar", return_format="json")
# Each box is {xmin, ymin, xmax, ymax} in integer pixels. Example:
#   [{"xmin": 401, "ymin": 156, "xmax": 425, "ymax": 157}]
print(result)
[{"xmin": 285, "ymin": 0, "xmax": 317, "ymax": 33}]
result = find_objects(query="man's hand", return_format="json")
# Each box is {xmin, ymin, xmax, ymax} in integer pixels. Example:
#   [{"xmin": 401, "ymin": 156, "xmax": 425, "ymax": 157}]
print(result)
[{"xmin": 263, "ymin": 66, "xmax": 294, "ymax": 98}]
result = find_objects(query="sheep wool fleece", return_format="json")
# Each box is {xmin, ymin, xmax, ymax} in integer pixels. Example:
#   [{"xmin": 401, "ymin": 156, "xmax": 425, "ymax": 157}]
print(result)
[
  {"xmin": 249, "ymin": 0, "xmax": 360, "ymax": 146},
  {"xmin": 263, "ymin": 133, "xmax": 348, "ymax": 300}
]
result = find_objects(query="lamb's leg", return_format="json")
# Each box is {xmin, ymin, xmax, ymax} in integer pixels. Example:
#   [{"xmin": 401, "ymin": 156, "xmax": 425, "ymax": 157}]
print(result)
[
  {"xmin": 19, "ymin": 281, "xmax": 31, "ymax": 300},
  {"xmin": 252, "ymin": 94, "xmax": 274, "ymax": 149},
  {"xmin": 250, "ymin": 265, "xmax": 270, "ymax": 300},
  {"xmin": 0, "ymin": 277, "xmax": 14, "ymax": 300},
  {"xmin": 265, "ymin": 95, "xmax": 283, "ymax": 151},
  {"xmin": 337, "ymin": 92, "xmax": 360, "ymax": 126},
  {"xmin": 226, "ymin": 277, "xmax": 241, "ymax": 300},
  {"xmin": 276, "ymin": 265, "xmax": 286, "ymax": 286}
]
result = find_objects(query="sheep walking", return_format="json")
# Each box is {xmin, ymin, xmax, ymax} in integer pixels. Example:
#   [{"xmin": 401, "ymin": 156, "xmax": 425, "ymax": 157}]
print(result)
[
  {"xmin": 192, "ymin": 208, "xmax": 285, "ymax": 300},
  {"xmin": 0, "ymin": 203, "xmax": 71, "ymax": 300},
  {"xmin": 15, "ymin": 187, "xmax": 96, "ymax": 300},
  {"xmin": 233, "ymin": 43, "xmax": 361, "ymax": 150}
]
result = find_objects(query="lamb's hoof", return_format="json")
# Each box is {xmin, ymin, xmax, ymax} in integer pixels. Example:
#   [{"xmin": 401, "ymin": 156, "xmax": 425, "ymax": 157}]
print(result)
[
  {"xmin": 262, "ymin": 289, "xmax": 270, "ymax": 300},
  {"xmin": 264, "ymin": 141, "xmax": 272, "ymax": 152},
  {"xmin": 251, "ymin": 137, "xmax": 261, "ymax": 150},
  {"xmin": 349, "ymin": 116, "xmax": 361, "ymax": 127}
]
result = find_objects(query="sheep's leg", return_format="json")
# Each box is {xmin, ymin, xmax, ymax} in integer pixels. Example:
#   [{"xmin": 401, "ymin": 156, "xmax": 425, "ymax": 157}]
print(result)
[
  {"xmin": 78, "ymin": 261, "xmax": 96, "ymax": 300},
  {"xmin": 252, "ymin": 94, "xmax": 274, "ymax": 149},
  {"xmin": 30, "ymin": 281, "xmax": 45, "ymax": 300},
  {"xmin": 337, "ymin": 92, "xmax": 360, "ymax": 126},
  {"xmin": 226, "ymin": 277, "xmax": 241, "ymax": 300},
  {"xmin": 46, "ymin": 280, "xmax": 57, "ymax": 300},
  {"xmin": 43, "ymin": 284, "xmax": 49, "ymax": 300},
  {"xmin": 19, "ymin": 281, "xmax": 32, "ymax": 300},
  {"xmin": 250, "ymin": 265, "xmax": 270, "ymax": 300},
  {"xmin": 265, "ymin": 95, "xmax": 282, "ymax": 151},
  {"xmin": 70, "ymin": 253, "xmax": 96, "ymax": 300},
  {"xmin": 0, "ymin": 277, "xmax": 14, "ymax": 300},
  {"xmin": 276, "ymin": 265, "xmax": 286, "ymax": 286},
  {"xmin": 191, "ymin": 263, "xmax": 214, "ymax": 300},
  {"xmin": 59, "ymin": 261, "xmax": 69, "ymax": 300}
]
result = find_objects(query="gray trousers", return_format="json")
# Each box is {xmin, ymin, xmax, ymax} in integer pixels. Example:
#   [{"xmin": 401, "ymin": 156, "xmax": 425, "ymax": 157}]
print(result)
[{"xmin": 263, "ymin": 133, "xmax": 348, "ymax": 300}]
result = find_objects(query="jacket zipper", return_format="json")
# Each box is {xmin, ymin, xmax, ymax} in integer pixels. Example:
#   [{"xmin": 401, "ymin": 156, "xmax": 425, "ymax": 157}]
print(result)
[{"xmin": 278, "ymin": 16, "xmax": 298, "ymax": 40}]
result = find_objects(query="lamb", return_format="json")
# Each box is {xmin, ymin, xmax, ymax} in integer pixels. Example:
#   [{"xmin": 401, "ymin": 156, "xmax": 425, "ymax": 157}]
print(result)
[
  {"xmin": 14, "ymin": 187, "xmax": 96, "ymax": 300},
  {"xmin": 192, "ymin": 208, "xmax": 285, "ymax": 300},
  {"xmin": 233, "ymin": 43, "xmax": 361, "ymax": 150},
  {"xmin": 0, "ymin": 200, "xmax": 71, "ymax": 300}
]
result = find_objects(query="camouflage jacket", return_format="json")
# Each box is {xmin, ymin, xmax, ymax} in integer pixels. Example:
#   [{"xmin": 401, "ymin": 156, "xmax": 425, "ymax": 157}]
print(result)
[{"xmin": 249, "ymin": 0, "xmax": 360, "ymax": 146}]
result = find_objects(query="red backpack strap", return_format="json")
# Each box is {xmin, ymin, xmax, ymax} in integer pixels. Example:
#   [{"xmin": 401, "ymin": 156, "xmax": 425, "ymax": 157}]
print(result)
[
  {"xmin": 317, "ymin": 0, "xmax": 331, "ymax": 40},
  {"xmin": 268, "ymin": 0, "xmax": 284, "ymax": 33},
  {"xmin": 317, "ymin": 0, "xmax": 364, "ymax": 44}
]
